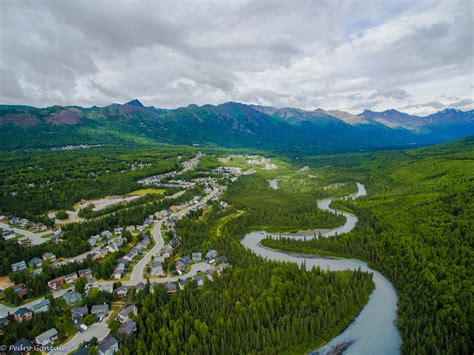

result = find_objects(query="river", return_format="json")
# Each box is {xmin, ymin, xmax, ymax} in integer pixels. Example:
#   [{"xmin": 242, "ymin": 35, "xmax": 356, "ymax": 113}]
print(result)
[{"xmin": 240, "ymin": 183, "xmax": 402, "ymax": 354}]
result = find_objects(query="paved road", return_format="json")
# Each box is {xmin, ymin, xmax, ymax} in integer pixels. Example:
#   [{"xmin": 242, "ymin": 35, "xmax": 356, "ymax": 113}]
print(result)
[
  {"xmin": 0, "ymin": 222, "xmax": 52, "ymax": 245},
  {"xmin": 0, "ymin": 186, "xmax": 221, "ymax": 317},
  {"xmin": 129, "ymin": 220, "xmax": 164, "ymax": 282},
  {"xmin": 51, "ymin": 322, "xmax": 109, "ymax": 355},
  {"xmin": 0, "ymin": 287, "xmax": 72, "ymax": 318},
  {"xmin": 125, "ymin": 187, "xmax": 219, "ymax": 284}
]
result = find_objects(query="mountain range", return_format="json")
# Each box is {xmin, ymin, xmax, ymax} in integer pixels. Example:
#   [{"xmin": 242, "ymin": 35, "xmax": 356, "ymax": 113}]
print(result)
[{"xmin": 0, "ymin": 100, "xmax": 473, "ymax": 152}]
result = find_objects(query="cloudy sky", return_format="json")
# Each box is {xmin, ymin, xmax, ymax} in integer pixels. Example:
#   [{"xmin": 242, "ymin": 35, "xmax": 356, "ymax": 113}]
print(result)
[{"xmin": 0, "ymin": 0, "xmax": 472, "ymax": 115}]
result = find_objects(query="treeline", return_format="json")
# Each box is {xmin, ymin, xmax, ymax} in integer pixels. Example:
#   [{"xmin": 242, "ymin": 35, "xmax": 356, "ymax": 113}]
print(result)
[
  {"xmin": 120, "ymin": 197, "xmax": 374, "ymax": 353},
  {"xmin": 0, "ymin": 238, "xmax": 90, "ymax": 276},
  {"xmin": 77, "ymin": 191, "xmax": 172, "ymax": 219},
  {"xmin": 63, "ymin": 187, "xmax": 202, "ymax": 240},
  {"xmin": 268, "ymin": 138, "xmax": 474, "ymax": 354},
  {"xmin": 0, "ymin": 146, "xmax": 192, "ymax": 220},
  {"xmin": 225, "ymin": 174, "xmax": 345, "ymax": 232}
]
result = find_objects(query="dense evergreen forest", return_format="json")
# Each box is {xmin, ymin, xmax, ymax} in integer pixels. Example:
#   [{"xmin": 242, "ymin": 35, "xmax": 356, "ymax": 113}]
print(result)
[
  {"xmin": 0, "ymin": 146, "xmax": 193, "ymax": 220},
  {"xmin": 264, "ymin": 137, "xmax": 474, "ymax": 354},
  {"xmin": 1, "ymin": 138, "xmax": 472, "ymax": 354},
  {"xmin": 120, "ymin": 204, "xmax": 374, "ymax": 354}
]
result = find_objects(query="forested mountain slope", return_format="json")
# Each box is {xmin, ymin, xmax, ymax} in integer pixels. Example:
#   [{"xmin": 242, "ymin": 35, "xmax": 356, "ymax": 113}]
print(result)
[{"xmin": 1, "ymin": 101, "xmax": 472, "ymax": 152}]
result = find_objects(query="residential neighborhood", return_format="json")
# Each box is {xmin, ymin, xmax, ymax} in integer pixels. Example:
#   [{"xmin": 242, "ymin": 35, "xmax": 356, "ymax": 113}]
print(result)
[{"xmin": 0, "ymin": 155, "xmax": 238, "ymax": 353}]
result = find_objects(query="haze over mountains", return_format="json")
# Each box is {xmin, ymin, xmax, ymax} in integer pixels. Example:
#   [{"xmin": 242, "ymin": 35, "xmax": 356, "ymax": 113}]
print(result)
[{"xmin": 0, "ymin": 100, "xmax": 473, "ymax": 152}]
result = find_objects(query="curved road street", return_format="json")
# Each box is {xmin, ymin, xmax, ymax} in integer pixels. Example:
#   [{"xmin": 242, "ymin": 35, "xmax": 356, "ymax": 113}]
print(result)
[
  {"xmin": 129, "ymin": 220, "xmax": 164, "ymax": 283},
  {"xmin": 0, "ymin": 222, "xmax": 52, "ymax": 245}
]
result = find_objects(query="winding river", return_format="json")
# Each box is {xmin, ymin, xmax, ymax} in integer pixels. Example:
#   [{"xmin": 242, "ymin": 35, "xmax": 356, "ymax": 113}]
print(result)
[{"xmin": 241, "ymin": 183, "xmax": 402, "ymax": 354}]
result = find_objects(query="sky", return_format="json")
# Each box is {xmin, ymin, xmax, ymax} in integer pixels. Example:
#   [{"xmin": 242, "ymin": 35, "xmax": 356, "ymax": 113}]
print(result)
[{"xmin": 0, "ymin": 0, "xmax": 473, "ymax": 115}]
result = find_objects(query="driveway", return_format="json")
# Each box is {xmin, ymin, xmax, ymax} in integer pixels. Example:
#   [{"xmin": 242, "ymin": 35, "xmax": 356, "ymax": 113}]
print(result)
[{"xmin": 51, "ymin": 322, "xmax": 109, "ymax": 355}]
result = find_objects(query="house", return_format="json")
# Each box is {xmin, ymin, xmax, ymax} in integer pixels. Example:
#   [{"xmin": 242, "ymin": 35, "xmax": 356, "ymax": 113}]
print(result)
[
  {"xmin": 101, "ymin": 230, "xmax": 113, "ymax": 238},
  {"xmin": 78, "ymin": 268, "xmax": 93, "ymax": 279},
  {"xmin": 175, "ymin": 260, "xmax": 186, "ymax": 272},
  {"xmin": 65, "ymin": 272, "xmax": 78, "ymax": 284},
  {"xmin": 115, "ymin": 286, "xmax": 128, "ymax": 298},
  {"xmin": 62, "ymin": 291, "xmax": 83, "ymax": 305},
  {"xmin": 110, "ymin": 237, "xmax": 125, "ymax": 248},
  {"xmin": 53, "ymin": 229, "xmax": 64, "ymax": 238},
  {"xmin": 169, "ymin": 205, "xmax": 179, "ymax": 213},
  {"xmin": 30, "ymin": 299, "xmax": 50, "ymax": 314},
  {"xmin": 71, "ymin": 306, "xmax": 88, "ymax": 319},
  {"xmin": 92, "ymin": 249, "xmax": 106, "ymax": 260},
  {"xmin": 149, "ymin": 261, "xmax": 164, "ymax": 277},
  {"xmin": 42, "ymin": 252, "xmax": 56, "ymax": 263},
  {"xmin": 135, "ymin": 282, "xmax": 146, "ymax": 292},
  {"xmin": 15, "ymin": 287, "xmax": 29, "ymax": 300},
  {"xmin": 115, "ymin": 258, "xmax": 128, "ymax": 266},
  {"xmin": 14, "ymin": 307, "xmax": 32, "ymax": 323},
  {"xmin": 91, "ymin": 304, "xmax": 109, "ymax": 321},
  {"xmin": 170, "ymin": 238, "xmax": 181, "ymax": 247},
  {"xmin": 11, "ymin": 260, "xmax": 27, "ymax": 272},
  {"xmin": 179, "ymin": 255, "xmax": 192, "ymax": 266},
  {"xmin": 88, "ymin": 235, "xmax": 100, "ymax": 247},
  {"xmin": 205, "ymin": 250, "xmax": 218, "ymax": 261},
  {"xmin": 34, "ymin": 223, "xmax": 47, "ymax": 232},
  {"xmin": 118, "ymin": 320, "xmax": 137, "ymax": 336},
  {"xmin": 219, "ymin": 256, "xmax": 228, "ymax": 264},
  {"xmin": 28, "ymin": 257, "xmax": 42, "ymax": 268},
  {"xmin": 17, "ymin": 236, "xmax": 31, "ymax": 246},
  {"xmin": 106, "ymin": 244, "xmax": 118, "ymax": 253},
  {"xmin": 2, "ymin": 230, "xmax": 17, "ymax": 240},
  {"xmin": 192, "ymin": 252, "xmax": 202, "ymax": 262},
  {"xmin": 116, "ymin": 304, "xmax": 137, "ymax": 323},
  {"xmin": 112, "ymin": 263, "xmax": 126, "ymax": 280},
  {"xmin": 161, "ymin": 277, "xmax": 176, "ymax": 291},
  {"xmin": 11, "ymin": 338, "xmax": 32, "ymax": 355},
  {"xmin": 123, "ymin": 249, "xmax": 138, "ymax": 262},
  {"xmin": 35, "ymin": 328, "xmax": 58, "ymax": 346},
  {"xmin": 192, "ymin": 274, "xmax": 205, "ymax": 287},
  {"xmin": 98, "ymin": 335, "xmax": 119, "ymax": 355},
  {"xmin": 48, "ymin": 276, "xmax": 66, "ymax": 289},
  {"xmin": 134, "ymin": 242, "xmax": 147, "ymax": 253}
]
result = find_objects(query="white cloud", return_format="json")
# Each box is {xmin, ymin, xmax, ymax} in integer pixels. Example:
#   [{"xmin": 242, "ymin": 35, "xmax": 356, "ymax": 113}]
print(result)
[{"xmin": 0, "ymin": 0, "xmax": 472, "ymax": 114}]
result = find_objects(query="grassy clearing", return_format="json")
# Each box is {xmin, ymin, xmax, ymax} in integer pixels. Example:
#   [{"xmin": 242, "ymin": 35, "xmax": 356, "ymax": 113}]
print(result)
[{"xmin": 128, "ymin": 188, "xmax": 167, "ymax": 196}]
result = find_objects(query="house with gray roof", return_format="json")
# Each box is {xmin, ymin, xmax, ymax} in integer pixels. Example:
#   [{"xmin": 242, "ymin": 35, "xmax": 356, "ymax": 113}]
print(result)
[
  {"xmin": 28, "ymin": 257, "xmax": 42, "ymax": 268},
  {"xmin": 91, "ymin": 304, "xmax": 109, "ymax": 321},
  {"xmin": 11, "ymin": 260, "xmax": 27, "ymax": 272},
  {"xmin": 98, "ymin": 335, "xmax": 119, "ymax": 355},
  {"xmin": 118, "ymin": 320, "xmax": 137, "ymax": 336},
  {"xmin": 117, "ymin": 304, "xmax": 137, "ymax": 323},
  {"xmin": 35, "ymin": 328, "xmax": 58, "ymax": 346},
  {"xmin": 30, "ymin": 299, "xmax": 50, "ymax": 314}
]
